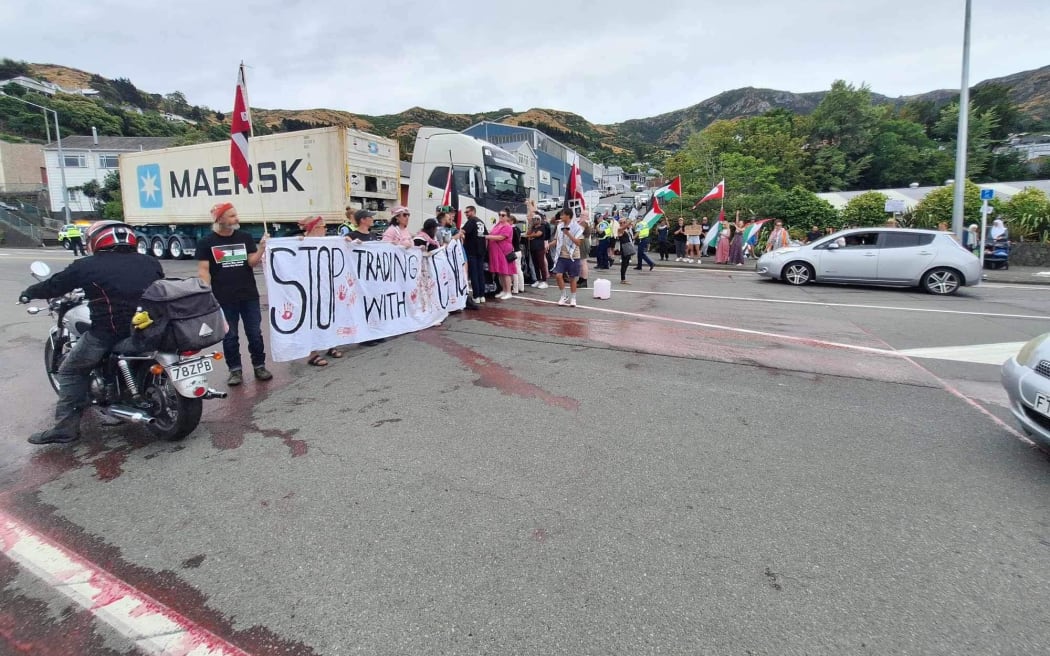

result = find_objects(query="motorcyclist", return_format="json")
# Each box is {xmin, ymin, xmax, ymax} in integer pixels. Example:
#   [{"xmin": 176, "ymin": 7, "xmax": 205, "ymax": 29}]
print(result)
[{"xmin": 19, "ymin": 221, "xmax": 164, "ymax": 445}]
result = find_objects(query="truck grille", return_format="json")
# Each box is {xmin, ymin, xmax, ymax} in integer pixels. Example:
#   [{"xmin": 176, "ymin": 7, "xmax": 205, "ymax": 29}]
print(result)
[{"xmin": 1036, "ymin": 360, "xmax": 1050, "ymax": 379}]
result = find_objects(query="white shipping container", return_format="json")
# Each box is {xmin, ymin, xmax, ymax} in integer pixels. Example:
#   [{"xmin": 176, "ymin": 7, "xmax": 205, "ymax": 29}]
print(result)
[{"xmin": 119, "ymin": 127, "xmax": 399, "ymax": 226}]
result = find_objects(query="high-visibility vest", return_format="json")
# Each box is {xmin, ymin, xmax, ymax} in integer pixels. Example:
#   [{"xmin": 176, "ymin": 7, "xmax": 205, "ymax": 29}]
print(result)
[
  {"xmin": 340, "ymin": 221, "xmax": 355, "ymax": 234},
  {"xmin": 637, "ymin": 225, "xmax": 650, "ymax": 240},
  {"xmin": 598, "ymin": 221, "xmax": 609, "ymax": 237},
  {"xmin": 66, "ymin": 226, "xmax": 81, "ymax": 238}
]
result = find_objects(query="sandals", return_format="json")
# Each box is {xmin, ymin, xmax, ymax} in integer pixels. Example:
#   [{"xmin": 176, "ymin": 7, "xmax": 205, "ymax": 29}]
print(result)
[
  {"xmin": 307, "ymin": 354, "xmax": 329, "ymax": 367},
  {"xmin": 326, "ymin": 348, "xmax": 344, "ymax": 358}
]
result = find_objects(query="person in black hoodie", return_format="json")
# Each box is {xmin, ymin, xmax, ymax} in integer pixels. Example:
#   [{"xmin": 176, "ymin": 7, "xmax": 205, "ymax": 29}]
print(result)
[{"xmin": 19, "ymin": 221, "xmax": 164, "ymax": 444}]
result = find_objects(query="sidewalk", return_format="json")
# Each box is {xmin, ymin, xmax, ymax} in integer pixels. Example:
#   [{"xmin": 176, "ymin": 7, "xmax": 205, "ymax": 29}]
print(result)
[{"xmin": 638, "ymin": 258, "xmax": 1050, "ymax": 286}]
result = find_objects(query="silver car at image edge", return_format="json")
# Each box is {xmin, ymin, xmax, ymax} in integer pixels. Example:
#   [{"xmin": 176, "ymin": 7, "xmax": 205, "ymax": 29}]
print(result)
[
  {"xmin": 755, "ymin": 228, "xmax": 982, "ymax": 295},
  {"xmin": 1001, "ymin": 333, "xmax": 1050, "ymax": 451}
]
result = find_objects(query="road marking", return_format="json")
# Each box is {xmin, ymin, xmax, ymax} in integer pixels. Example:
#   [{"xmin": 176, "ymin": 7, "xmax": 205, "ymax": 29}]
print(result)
[
  {"xmin": 896, "ymin": 342, "xmax": 1024, "ymax": 365},
  {"xmin": 609, "ymin": 288, "xmax": 1050, "ymax": 320},
  {"xmin": 515, "ymin": 296, "xmax": 1035, "ymax": 446},
  {"xmin": 0, "ymin": 509, "xmax": 251, "ymax": 655}
]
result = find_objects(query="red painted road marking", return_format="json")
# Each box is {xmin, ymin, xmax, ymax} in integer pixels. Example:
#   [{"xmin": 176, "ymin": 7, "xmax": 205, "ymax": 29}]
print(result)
[{"xmin": 0, "ymin": 509, "xmax": 252, "ymax": 656}]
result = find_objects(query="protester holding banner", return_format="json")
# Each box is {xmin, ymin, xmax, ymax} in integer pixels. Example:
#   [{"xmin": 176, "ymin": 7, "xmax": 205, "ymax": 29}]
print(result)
[
  {"xmin": 685, "ymin": 219, "xmax": 702, "ymax": 262},
  {"xmin": 296, "ymin": 215, "xmax": 345, "ymax": 366},
  {"xmin": 196, "ymin": 203, "xmax": 273, "ymax": 386},
  {"xmin": 347, "ymin": 210, "xmax": 377, "ymax": 241},
  {"xmin": 485, "ymin": 208, "xmax": 516, "ymax": 300},
  {"xmin": 383, "ymin": 207, "xmax": 414, "ymax": 247}
]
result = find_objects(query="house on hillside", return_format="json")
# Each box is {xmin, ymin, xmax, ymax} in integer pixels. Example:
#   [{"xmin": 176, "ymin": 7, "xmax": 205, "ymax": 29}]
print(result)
[
  {"xmin": 0, "ymin": 76, "xmax": 98, "ymax": 97},
  {"xmin": 998, "ymin": 133, "xmax": 1050, "ymax": 162},
  {"xmin": 43, "ymin": 135, "xmax": 176, "ymax": 216}
]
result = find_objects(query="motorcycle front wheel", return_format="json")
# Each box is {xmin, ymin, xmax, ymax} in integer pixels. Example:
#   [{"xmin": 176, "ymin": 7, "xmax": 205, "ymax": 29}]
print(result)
[
  {"xmin": 141, "ymin": 370, "xmax": 203, "ymax": 441},
  {"xmin": 43, "ymin": 335, "xmax": 69, "ymax": 394}
]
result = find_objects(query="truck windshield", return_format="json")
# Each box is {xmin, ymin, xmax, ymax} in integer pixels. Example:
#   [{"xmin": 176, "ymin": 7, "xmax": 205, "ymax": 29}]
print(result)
[{"xmin": 484, "ymin": 165, "xmax": 527, "ymax": 203}]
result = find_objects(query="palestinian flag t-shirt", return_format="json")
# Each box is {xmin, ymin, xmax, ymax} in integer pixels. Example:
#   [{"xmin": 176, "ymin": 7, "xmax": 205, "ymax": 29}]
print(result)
[{"xmin": 196, "ymin": 229, "xmax": 259, "ymax": 304}]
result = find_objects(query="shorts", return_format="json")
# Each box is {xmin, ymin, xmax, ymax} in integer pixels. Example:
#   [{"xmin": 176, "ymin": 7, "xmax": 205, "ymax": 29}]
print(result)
[
  {"xmin": 687, "ymin": 236, "xmax": 701, "ymax": 245},
  {"xmin": 552, "ymin": 258, "xmax": 581, "ymax": 279}
]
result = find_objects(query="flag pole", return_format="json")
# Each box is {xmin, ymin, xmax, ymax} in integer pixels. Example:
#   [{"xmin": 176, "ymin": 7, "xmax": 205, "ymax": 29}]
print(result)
[{"xmin": 239, "ymin": 62, "xmax": 267, "ymax": 235}]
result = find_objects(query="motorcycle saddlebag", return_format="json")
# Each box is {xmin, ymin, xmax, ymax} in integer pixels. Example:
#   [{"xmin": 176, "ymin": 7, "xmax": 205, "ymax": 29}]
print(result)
[{"xmin": 135, "ymin": 278, "xmax": 226, "ymax": 352}]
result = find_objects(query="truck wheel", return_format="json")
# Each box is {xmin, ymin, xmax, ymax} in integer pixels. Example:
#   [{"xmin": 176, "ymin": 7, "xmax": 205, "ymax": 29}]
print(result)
[
  {"xmin": 151, "ymin": 237, "xmax": 169, "ymax": 259},
  {"xmin": 168, "ymin": 238, "xmax": 185, "ymax": 259},
  {"xmin": 136, "ymin": 237, "xmax": 149, "ymax": 255}
]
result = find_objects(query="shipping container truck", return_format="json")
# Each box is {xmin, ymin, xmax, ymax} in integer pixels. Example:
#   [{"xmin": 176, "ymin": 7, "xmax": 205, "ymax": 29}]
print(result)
[
  {"xmin": 407, "ymin": 127, "xmax": 528, "ymax": 230},
  {"xmin": 119, "ymin": 126, "xmax": 399, "ymax": 258}
]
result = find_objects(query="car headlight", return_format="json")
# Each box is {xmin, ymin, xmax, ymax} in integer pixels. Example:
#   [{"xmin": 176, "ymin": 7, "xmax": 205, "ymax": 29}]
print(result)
[{"xmin": 1016, "ymin": 333, "xmax": 1050, "ymax": 366}]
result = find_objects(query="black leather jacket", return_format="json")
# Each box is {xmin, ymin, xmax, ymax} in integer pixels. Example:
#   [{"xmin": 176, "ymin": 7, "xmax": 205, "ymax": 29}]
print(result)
[{"xmin": 24, "ymin": 251, "xmax": 164, "ymax": 338}]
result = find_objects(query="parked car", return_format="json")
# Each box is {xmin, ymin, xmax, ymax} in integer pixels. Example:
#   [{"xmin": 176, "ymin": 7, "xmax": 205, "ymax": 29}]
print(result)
[
  {"xmin": 57, "ymin": 224, "xmax": 82, "ymax": 250},
  {"xmin": 536, "ymin": 198, "xmax": 555, "ymax": 211},
  {"xmin": 1002, "ymin": 332, "xmax": 1050, "ymax": 452},
  {"xmin": 548, "ymin": 196, "xmax": 563, "ymax": 208},
  {"xmin": 755, "ymin": 228, "xmax": 982, "ymax": 295},
  {"xmin": 0, "ymin": 201, "xmax": 18, "ymax": 212}
]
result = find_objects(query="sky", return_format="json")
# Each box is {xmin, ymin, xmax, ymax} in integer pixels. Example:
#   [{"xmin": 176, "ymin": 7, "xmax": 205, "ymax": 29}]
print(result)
[{"xmin": 2, "ymin": 0, "xmax": 1048, "ymax": 125}]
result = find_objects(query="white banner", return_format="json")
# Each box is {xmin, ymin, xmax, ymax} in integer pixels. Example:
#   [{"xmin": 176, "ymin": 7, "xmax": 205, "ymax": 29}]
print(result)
[{"xmin": 264, "ymin": 239, "xmax": 469, "ymax": 361}]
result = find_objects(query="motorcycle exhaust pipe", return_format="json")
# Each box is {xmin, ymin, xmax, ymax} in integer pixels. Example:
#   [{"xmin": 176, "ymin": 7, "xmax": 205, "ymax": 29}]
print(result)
[{"xmin": 103, "ymin": 406, "xmax": 156, "ymax": 425}]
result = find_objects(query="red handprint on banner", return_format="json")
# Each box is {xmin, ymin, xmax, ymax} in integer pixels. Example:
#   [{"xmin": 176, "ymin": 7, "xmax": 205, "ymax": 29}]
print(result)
[
  {"xmin": 281, "ymin": 303, "xmax": 295, "ymax": 321},
  {"xmin": 338, "ymin": 285, "xmax": 347, "ymax": 301}
]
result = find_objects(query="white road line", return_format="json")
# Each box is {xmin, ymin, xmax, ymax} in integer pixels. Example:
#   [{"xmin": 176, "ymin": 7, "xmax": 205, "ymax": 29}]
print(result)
[
  {"xmin": 608, "ymin": 288, "xmax": 1050, "ymax": 320},
  {"xmin": 0, "ymin": 510, "xmax": 251, "ymax": 655},
  {"xmin": 896, "ymin": 342, "xmax": 1025, "ymax": 365},
  {"xmin": 513, "ymin": 296, "xmax": 1035, "ymax": 445}
]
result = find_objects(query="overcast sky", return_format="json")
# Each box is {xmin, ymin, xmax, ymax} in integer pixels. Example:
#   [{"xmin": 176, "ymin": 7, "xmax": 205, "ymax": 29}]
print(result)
[{"xmin": 3, "ymin": 0, "xmax": 1048, "ymax": 125}]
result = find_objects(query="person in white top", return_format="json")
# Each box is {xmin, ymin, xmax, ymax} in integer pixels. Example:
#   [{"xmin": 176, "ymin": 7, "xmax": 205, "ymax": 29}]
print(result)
[{"xmin": 550, "ymin": 208, "xmax": 584, "ymax": 307}]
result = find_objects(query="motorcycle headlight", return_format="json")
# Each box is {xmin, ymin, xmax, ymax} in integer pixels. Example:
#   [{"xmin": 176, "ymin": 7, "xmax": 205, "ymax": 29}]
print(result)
[{"xmin": 1016, "ymin": 333, "xmax": 1050, "ymax": 367}]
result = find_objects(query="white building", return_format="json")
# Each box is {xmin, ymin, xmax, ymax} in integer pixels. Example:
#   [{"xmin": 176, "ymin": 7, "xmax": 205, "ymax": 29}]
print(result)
[
  {"xmin": 1, "ymin": 76, "xmax": 98, "ymax": 97},
  {"xmin": 999, "ymin": 133, "xmax": 1050, "ymax": 162},
  {"xmin": 43, "ymin": 135, "xmax": 176, "ymax": 214}
]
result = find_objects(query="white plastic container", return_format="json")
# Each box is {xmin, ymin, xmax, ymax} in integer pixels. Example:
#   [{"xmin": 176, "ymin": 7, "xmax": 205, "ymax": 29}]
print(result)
[{"xmin": 592, "ymin": 278, "xmax": 611, "ymax": 300}]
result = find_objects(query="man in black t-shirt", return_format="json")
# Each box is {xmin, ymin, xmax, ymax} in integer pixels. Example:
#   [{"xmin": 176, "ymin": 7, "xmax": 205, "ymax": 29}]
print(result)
[
  {"xmin": 196, "ymin": 202, "xmax": 272, "ymax": 387},
  {"xmin": 461, "ymin": 205, "xmax": 488, "ymax": 303}
]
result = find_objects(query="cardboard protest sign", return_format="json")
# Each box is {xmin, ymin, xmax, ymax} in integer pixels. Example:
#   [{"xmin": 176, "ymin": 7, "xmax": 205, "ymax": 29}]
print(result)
[{"xmin": 684, "ymin": 225, "xmax": 704, "ymax": 236}]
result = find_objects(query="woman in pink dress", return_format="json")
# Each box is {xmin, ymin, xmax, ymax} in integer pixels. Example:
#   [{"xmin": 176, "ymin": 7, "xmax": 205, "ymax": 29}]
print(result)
[
  {"xmin": 485, "ymin": 209, "xmax": 516, "ymax": 300},
  {"xmin": 715, "ymin": 221, "xmax": 730, "ymax": 264}
]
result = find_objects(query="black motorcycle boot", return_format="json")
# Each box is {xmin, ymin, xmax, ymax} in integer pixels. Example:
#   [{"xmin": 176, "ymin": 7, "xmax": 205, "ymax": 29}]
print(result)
[{"xmin": 28, "ymin": 412, "xmax": 82, "ymax": 445}]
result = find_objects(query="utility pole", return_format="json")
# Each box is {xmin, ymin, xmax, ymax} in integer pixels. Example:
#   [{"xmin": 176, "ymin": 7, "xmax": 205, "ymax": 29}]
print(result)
[{"xmin": 950, "ymin": 0, "xmax": 972, "ymax": 239}]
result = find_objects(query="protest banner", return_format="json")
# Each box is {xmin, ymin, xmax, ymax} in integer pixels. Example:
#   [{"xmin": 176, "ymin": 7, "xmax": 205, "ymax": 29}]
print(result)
[
  {"xmin": 684, "ymin": 225, "xmax": 703, "ymax": 236},
  {"xmin": 264, "ymin": 239, "xmax": 468, "ymax": 361}
]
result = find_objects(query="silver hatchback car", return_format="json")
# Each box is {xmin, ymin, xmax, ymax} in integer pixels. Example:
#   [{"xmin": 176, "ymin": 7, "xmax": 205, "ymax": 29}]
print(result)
[
  {"xmin": 756, "ymin": 228, "xmax": 982, "ymax": 295},
  {"xmin": 1002, "ymin": 333, "xmax": 1050, "ymax": 452}
]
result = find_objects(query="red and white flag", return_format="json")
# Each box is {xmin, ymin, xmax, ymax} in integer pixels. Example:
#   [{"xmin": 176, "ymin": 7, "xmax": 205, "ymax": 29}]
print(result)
[
  {"xmin": 230, "ymin": 64, "xmax": 252, "ymax": 189},
  {"xmin": 564, "ymin": 155, "xmax": 586, "ymax": 212},
  {"xmin": 693, "ymin": 179, "xmax": 725, "ymax": 208}
]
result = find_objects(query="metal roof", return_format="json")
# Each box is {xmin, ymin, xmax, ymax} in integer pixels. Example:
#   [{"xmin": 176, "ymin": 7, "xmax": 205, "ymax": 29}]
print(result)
[{"xmin": 817, "ymin": 179, "xmax": 1050, "ymax": 210}]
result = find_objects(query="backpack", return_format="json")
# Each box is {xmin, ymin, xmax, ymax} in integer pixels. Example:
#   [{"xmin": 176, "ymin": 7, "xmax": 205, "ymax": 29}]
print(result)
[{"xmin": 133, "ymin": 278, "xmax": 226, "ymax": 352}]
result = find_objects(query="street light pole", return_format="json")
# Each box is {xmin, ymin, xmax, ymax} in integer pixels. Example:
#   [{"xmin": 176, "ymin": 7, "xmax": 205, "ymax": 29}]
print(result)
[
  {"xmin": 0, "ymin": 92, "xmax": 72, "ymax": 223},
  {"xmin": 950, "ymin": 0, "xmax": 972, "ymax": 239}
]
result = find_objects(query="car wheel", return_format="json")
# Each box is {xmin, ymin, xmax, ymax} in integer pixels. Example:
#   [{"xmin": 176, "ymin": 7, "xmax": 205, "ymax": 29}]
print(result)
[
  {"xmin": 61, "ymin": 239, "xmax": 70, "ymax": 250},
  {"xmin": 922, "ymin": 267, "xmax": 961, "ymax": 295},
  {"xmin": 782, "ymin": 262, "xmax": 814, "ymax": 285}
]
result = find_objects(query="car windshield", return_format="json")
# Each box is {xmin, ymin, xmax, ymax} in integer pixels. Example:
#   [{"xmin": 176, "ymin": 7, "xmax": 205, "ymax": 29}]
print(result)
[{"xmin": 484, "ymin": 165, "xmax": 527, "ymax": 202}]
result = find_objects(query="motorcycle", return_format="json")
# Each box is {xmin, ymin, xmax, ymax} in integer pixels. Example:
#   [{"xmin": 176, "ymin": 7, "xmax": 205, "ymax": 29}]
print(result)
[{"xmin": 21, "ymin": 261, "xmax": 226, "ymax": 441}]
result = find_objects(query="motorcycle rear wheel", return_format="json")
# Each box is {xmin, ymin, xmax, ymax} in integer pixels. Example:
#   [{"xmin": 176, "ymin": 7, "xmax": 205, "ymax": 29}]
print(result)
[{"xmin": 141, "ymin": 371, "xmax": 203, "ymax": 441}]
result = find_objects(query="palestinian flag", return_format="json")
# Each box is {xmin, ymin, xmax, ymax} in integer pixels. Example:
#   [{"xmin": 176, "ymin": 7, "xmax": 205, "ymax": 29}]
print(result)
[
  {"xmin": 640, "ymin": 196, "xmax": 665, "ymax": 230},
  {"xmin": 653, "ymin": 175, "xmax": 681, "ymax": 201},
  {"xmin": 741, "ymin": 219, "xmax": 771, "ymax": 246},
  {"xmin": 230, "ymin": 63, "xmax": 252, "ymax": 189},
  {"xmin": 702, "ymin": 208, "xmax": 726, "ymax": 251},
  {"xmin": 693, "ymin": 179, "xmax": 725, "ymax": 209}
]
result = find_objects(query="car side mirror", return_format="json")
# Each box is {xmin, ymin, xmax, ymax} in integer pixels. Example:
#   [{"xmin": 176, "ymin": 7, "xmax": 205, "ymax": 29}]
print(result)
[{"xmin": 826, "ymin": 242, "xmax": 840, "ymax": 250}]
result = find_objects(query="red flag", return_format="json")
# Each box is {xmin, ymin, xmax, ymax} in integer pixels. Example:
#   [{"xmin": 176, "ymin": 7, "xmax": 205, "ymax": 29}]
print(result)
[
  {"xmin": 564, "ymin": 156, "xmax": 586, "ymax": 212},
  {"xmin": 230, "ymin": 64, "xmax": 252, "ymax": 189},
  {"xmin": 693, "ymin": 179, "xmax": 725, "ymax": 208},
  {"xmin": 441, "ymin": 164, "xmax": 461, "ymax": 227}
]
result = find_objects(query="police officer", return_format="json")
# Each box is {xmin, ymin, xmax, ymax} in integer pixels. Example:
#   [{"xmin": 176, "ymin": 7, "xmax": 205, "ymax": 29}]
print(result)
[
  {"xmin": 66, "ymin": 223, "xmax": 86, "ymax": 256},
  {"xmin": 20, "ymin": 221, "xmax": 164, "ymax": 444}
]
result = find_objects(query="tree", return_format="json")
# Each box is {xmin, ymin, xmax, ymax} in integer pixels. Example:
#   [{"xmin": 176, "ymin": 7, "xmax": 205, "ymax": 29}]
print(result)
[
  {"xmin": 808, "ymin": 81, "xmax": 880, "ymax": 160},
  {"xmin": 911, "ymin": 180, "xmax": 989, "ymax": 228},
  {"xmin": 932, "ymin": 102, "xmax": 999, "ymax": 179},
  {"xmin": 162, "ymin": 91, "xmax": 190, "ymax": 116},
  {"xmin": 999, "ymin": 187, "xmax": 1050, "ymax": 241},
  {"xmin": 842, "ymin": 191, "xmax": 890, "ymax": 227},
  {"xmin": 0, "ymin": 58, "xmax": 30, "ymax": 79},
  {"xmin": 2, "ymin": 82, "xmax": 26, "ymax": 97},
  {"xmin": 100, "ymin": 171, "xmax": 123, "ymax": 220},
  {"xmin": 864, "ymin": 119, "xmax": 953, "ymax": 188},
  {"xmin": 970, "ymin": 84, "xmax": 1022, "ymax": 140}
]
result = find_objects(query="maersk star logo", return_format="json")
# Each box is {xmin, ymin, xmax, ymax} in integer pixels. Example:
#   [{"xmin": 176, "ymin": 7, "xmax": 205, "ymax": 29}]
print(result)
[{"xmin": 137, "ymin": 163, "xmax": 162, "ymax": 209}]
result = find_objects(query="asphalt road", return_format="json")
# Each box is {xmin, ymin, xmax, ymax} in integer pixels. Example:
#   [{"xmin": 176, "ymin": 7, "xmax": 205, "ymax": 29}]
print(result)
[{"xmin": 1, "ymin": 247, "xmax": 1049, "ymax": 655}]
